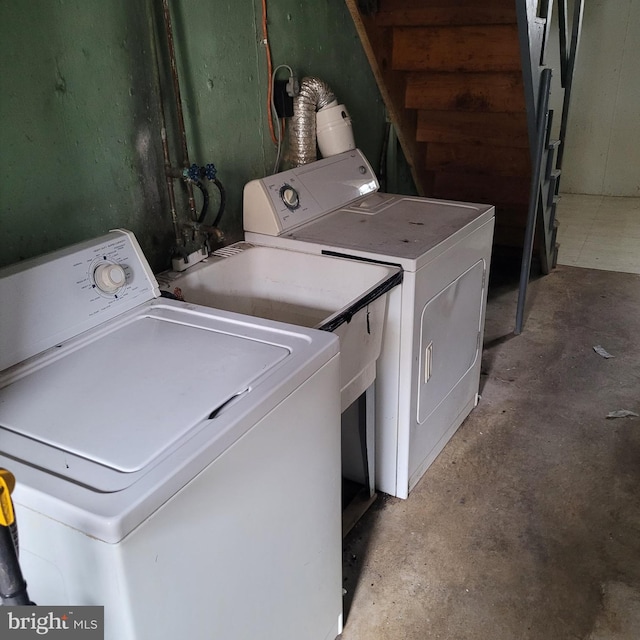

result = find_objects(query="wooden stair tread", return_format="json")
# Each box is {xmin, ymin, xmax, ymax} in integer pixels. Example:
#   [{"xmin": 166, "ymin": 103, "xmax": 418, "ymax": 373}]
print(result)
[
  {"xmin": 417, "ymin": 110, "xmax": 529, "ymax": 147},
  {"xmin": 376, "ymin": 0, "xmax": 517, "ymax": 26},
  {"xmin": 432, "ymin": 172, "xmax": 530, "ymax": 205},
  {"xmin": 426, "ymin": 143, "xmax": 531, "ymax": 176},
  {"xmin": 392, "ymin": 25, "xmax": 521, "ymax": 72},
  {"xmin": 405, "ymin": 72, "xmax": 525, "ymax": 112}
]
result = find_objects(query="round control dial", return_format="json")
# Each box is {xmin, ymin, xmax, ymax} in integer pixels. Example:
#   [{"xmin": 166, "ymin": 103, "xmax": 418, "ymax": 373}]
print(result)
[
  {"xmin": 94, "ymin": 263, "xmax": 126, "ymax": 293},
  {"xmin": 279, "ymin": 184, "xmax": 300, "ymax": 211}
]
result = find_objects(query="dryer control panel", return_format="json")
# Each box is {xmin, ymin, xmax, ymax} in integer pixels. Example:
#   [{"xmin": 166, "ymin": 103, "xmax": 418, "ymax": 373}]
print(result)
[
  {"xmin": 0, "ymin": 229, "xmax": 160, "ymax": 373},
  {"xmin": 243, "ymin": 149, "xmax": 379, "ymax": 236}
]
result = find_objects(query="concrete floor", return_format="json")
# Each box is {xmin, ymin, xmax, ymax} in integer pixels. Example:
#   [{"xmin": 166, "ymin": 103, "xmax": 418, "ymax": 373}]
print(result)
[{"xmin": 341, "ymin": 265, "xmax": 640, "ymax": 639}]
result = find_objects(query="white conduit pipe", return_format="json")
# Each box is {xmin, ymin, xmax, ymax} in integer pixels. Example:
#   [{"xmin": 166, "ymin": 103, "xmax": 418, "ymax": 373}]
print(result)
[{"xmin": 289, "ymin": 76, "xmax": 337, "ymax": 167}]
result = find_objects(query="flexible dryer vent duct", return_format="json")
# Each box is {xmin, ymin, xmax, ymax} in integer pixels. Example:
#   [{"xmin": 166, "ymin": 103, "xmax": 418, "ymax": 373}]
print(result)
[{"xmin": 289, "ymin": 77, "xmax": 337, "ymax": 167}]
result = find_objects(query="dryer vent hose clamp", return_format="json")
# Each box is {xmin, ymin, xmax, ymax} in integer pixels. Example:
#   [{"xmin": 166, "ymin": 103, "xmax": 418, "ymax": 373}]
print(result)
[{"xmin": 289, "ymin": 77, "xmax": 355, "ymax": 167}]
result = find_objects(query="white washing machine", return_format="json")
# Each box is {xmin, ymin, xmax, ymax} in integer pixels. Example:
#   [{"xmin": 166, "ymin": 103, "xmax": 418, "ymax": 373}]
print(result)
[
  {"xmin": 0, "ymin": 230, "xmax": 342, "ymax": 640},
  {"xmin": 244, "ymin": 150, "xmax": 495, "ymax": 499}
]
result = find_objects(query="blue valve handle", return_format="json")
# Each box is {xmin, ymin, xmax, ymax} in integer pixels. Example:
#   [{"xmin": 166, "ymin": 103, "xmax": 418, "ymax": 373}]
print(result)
[
  {"xmin": 182, "ymin": 164, "xmax": 218, "ymax": 181},
  {"xmin": 184, "ymin": 164, "xmax": 200, "ymax": 181},
  {"xmin": 183, "ymin": 164, "xmax": 218, "ymax": 181},
  {"xmin": 204, "ymin": 163, "xmax": 217, "ymax": 180}
]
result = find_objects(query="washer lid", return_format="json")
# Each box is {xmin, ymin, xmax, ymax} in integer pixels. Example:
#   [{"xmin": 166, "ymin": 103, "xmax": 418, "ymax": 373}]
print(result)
[{"xmin": 0, "ymin": 307, "xmax": 289, "ymax": 478}]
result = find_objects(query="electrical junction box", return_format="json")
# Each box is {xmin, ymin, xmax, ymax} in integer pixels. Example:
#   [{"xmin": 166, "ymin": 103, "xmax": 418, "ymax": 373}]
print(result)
[{"xmin": 274, "ymin": 80, "xmax": 294, "ymax": 118}]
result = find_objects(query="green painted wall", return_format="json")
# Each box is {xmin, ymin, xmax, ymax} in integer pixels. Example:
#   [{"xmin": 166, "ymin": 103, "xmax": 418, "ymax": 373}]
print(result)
[{"xmin": 1, "ymin": 0, "xmax": 389, "ymax": 271}]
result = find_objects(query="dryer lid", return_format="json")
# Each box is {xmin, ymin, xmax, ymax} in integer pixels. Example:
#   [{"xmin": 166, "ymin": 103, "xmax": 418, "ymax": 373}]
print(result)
[{"xmin": 288, "ymin": 194, "xmax": 494, "ymax": 267}]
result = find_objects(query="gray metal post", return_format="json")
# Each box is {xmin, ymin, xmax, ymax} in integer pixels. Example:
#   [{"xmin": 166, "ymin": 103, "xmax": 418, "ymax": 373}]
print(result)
[
  {"xmin": 515, "ymin": 68, "xmax": 553, "ymax": 335},
  {"xmin": 556, "ymin": 0, "xmax": 585, "ymax": 171}
]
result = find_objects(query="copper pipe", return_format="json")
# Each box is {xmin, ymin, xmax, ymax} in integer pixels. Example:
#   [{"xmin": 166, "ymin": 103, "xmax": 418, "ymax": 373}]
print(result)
[
  {"xmin": 161, "ymin": 0, "xmax": 197, "ymax": 221},
  {"xmin": 160, "ymin": 125, "xmax": 180, "ymax": 243},
  {"xmin": 149, "ymin": 2, "xmax": 180, "ymax": 244}
]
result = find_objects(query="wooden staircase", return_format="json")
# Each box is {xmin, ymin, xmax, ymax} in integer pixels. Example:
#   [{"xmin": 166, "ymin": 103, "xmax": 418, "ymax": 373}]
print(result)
[{"xmin": 345, "ymin": 0, "xmax": 567, "ymax": 271}]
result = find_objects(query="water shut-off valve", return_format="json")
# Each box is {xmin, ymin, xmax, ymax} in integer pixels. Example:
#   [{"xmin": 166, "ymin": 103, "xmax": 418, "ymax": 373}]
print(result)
[{"xmin": 183, "ymin": 163, "xmax": 218, "ymax": 183}]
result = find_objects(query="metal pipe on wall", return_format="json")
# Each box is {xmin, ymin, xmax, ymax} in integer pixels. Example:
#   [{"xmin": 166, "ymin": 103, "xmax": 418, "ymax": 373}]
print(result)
[
  {"xmin": 149, "ymin": 4, "xmax": 180, "ymax": 244},
  {"xmin": 160, "ymin": 0, "xmax": 197, "ymax": 222}
]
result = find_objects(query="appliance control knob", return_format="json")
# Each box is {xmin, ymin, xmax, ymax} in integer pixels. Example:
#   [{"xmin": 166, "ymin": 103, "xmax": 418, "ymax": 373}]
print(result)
[
  {"xmin": 94, "ymin": 263, "xmax": 126, "ymax": 293},
  {"xmin": 280, "ymin": 184, "xmax": 300, "ymax": 210}
]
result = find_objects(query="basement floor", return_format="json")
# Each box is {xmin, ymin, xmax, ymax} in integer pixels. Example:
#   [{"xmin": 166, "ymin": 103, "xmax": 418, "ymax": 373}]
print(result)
[{"xmin": 341, "ymin": 264, "xmax": 640, "ymax": 640}]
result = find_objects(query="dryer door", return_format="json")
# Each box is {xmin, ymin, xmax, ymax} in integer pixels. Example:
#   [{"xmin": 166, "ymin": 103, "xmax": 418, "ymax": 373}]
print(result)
[{"xmin": 417, "ymin": 259, "xmax": 485, "ymax": 425}]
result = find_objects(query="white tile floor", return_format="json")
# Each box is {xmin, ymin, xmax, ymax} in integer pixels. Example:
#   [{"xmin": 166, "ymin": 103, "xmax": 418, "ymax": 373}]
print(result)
[{"xmin": 555, "ymin": 193, "xmax": 640, "ymax": 274}]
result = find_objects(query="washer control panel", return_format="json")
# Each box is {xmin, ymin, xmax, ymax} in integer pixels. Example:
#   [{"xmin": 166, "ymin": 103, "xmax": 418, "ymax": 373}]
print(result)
[
  {"xmin": 0, "ymin": 229, "xmax": 160, "ymax": 372},
  {"xmin": 243, "ymin": 149, "xmax": 379, "ymax": 236},
  {"xmin": 72, "ymin": 230, "xmax": 158, "ymax": 306}
]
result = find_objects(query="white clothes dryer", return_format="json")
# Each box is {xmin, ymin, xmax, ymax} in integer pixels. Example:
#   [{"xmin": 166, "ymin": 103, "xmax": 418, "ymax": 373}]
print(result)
[{"xmin": 244, "ymin": 150, "xmax": 495, "ymax": 498}]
